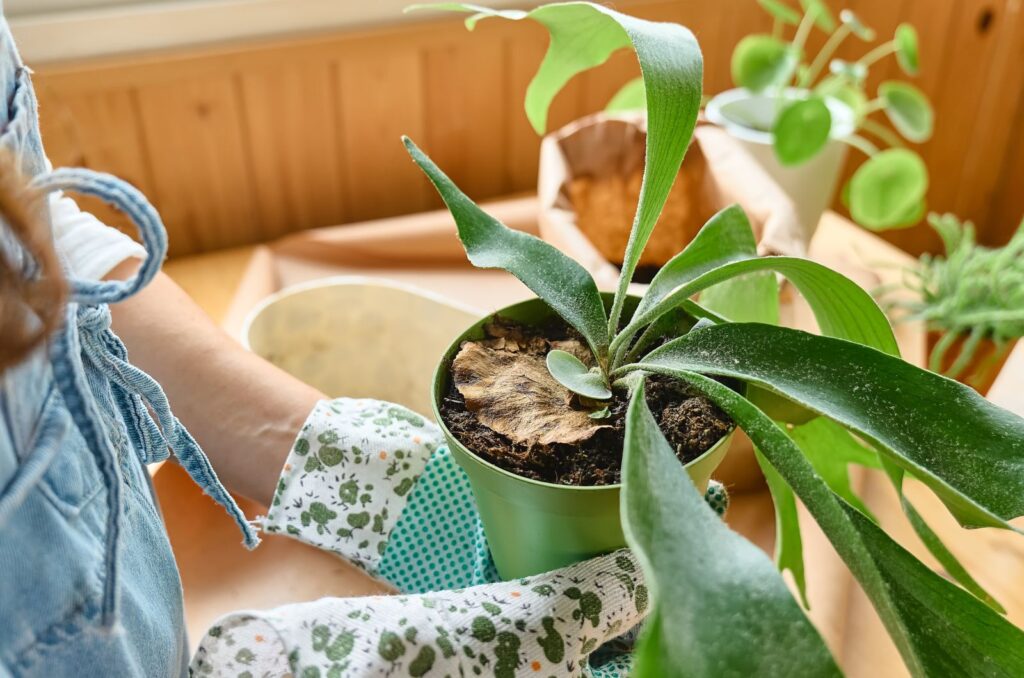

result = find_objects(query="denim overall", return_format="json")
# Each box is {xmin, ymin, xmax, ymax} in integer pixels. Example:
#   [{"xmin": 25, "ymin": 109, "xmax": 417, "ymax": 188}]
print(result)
[{"xmin": 0, "ymin": 16, "xmax": 257, "ymax": 678}]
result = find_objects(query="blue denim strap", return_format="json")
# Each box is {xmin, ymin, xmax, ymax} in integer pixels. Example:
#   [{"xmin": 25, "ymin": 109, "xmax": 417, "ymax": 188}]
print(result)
[
  {"xmin": 77, "ymin": 305, "xmax": 259, "ymax": 549},
  {"xmin": 30, "ymin": 167, "xmax": 167, "ymax": 304},
  {"xmin": 34, "ymin": 168, "xmax": 259, "ymax": 627}
]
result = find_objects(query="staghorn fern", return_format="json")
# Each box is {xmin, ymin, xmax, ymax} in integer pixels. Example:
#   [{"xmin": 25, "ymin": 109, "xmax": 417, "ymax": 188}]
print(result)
[
  {"xmin": 404, "ymin": 3, "xmax": 1024, "ymax": 675},
  {"xmin": 886, "ymin": 212, "xmax": 1024, "ymax": 378}
]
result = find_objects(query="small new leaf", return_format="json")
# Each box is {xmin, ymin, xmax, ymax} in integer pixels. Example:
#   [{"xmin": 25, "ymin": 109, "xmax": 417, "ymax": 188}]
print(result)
[
  {"xmin": 404, "ymin": 137, "xmax": 610, "ymax": 362},
  {"xmin": 546, "ymin": 350, "xmax": 612, "ymax": 400}
]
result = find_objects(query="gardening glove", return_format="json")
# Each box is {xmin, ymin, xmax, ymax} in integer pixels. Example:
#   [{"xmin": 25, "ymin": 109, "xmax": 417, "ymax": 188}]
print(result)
[
  {"xmin": 190, "ymin": 548, "xmax": 647, "ymax": 677},
  {"xmin": 260, "ymin": 397, "xmax": 499, "ymax": 592},
  {"xmin": 260, "ymin": 397, "xmax": 729, "ymax": 594}
]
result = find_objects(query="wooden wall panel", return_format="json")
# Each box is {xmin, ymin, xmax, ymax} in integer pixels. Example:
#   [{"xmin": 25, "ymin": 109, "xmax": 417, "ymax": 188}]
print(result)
[
  {"xmin": 239, "ymin": 59, "xmax": 346, "ymax": 239},
  {"xmin": 35, "ymin": 85, "xmax": 154, "ymax": 236},
  {"xmin": 335, "ymin": 48, "xmax": 429, "ymax": 222},
  {"xmin": 135, "ymin": 74, "xmax": 259, "ymax": 255},
  {"xmin": 422, "ymin": 28, "xmax": 508, "ymax": 203},
  {"xmin": 29, "ymin": 0, "xmax": 1024, "ymax": 258}
]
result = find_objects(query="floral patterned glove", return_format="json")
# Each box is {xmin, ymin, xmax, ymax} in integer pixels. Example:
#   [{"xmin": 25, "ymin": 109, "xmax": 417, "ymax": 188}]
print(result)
[
  {"xmin": 191, "ymin": 548, "xmax": 647, "ymax": 678},
  {"xmin": 194, "ymin": 397, "xmax": 728, "ymax": 676},
  {"xmin": 261, "ymin": 397, "xmax": 498, "ymax": 591}
]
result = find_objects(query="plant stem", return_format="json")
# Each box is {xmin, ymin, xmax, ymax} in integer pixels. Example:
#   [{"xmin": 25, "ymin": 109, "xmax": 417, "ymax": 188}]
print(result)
[
  {"xmin": 772, "ymin": 17, "xmax": 782, "ymax": 39},
  {"xmin": 857, "ymin": 40, "xmax": 896, "ymax": 69},
  {"xmin": 860, "ymin": 118, "xmax": 904, "ymax": 149},
  {"xmin": 803, "ymin": 24, "xmax": 852, "ymax": 87},
  {"xmin": 862, "ymin": 97, "xmax": 885, "ymax": 115},
  {"xmin": 945, "ymin": 326, "xmax": 985, "ymax": 379},
  {"xmin": 789, "ymin": 7, "xmax": 819, "ymax": 81},
  {"xmin": 928, "ymin": 327, "xmax": 958, "ymax": 373},
  {"xmin": 842, "ymin": 134, "xmax": 879, "ymax": 157}
]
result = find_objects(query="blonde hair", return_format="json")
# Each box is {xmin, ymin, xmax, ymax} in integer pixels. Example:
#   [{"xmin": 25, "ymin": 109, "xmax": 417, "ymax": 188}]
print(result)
[{"xmin": 0, "ymin": 152, "xmax": 65, "ymax": 372}]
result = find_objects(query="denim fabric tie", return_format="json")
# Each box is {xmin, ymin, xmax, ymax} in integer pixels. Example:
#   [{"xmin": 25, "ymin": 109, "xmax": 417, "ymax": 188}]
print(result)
[{"xmin": 33, "ymin": 168, "xmax": 258, "ymax": 627}]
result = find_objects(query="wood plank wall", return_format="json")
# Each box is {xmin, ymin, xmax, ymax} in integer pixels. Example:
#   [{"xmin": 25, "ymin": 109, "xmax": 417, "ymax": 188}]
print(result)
[{"xmin": 30, "ymin": 0, "xmax": 1024, "ymax": 258}]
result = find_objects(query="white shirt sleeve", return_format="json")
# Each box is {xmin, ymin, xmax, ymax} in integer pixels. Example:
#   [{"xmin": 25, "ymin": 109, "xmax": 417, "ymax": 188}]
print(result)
[{"xmin": 49, "ymin": 190, "xmax": 148, "ymax": 281}]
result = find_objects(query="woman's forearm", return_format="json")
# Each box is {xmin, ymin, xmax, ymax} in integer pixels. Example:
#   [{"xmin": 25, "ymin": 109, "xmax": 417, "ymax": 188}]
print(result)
[{"xmin": 109, "ymin": 265, "xmax": 323, "ymax": 507}]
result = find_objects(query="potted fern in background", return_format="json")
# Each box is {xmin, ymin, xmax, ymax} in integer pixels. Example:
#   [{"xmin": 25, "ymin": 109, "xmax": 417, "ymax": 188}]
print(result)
[
  {"xmin": 700, "ymin": 0, "xmax": 933, "ymax": 242},
  {"xmin": 884, "ymin": 212, "xmax": 1024, "ymax": 395},
  {"xmin": 406, "ymin": 2, "xmax": 1024, "ymax": 674}
]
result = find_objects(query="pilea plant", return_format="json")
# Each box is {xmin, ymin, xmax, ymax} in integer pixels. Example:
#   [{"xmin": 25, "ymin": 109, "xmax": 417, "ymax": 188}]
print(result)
[
  {"xmin": 884, "ymin": 212, "xmax": 1024, "ymax": 389},
  {"xmin": 726, "ymin": 0, "xmax": 932, "ymax": 230},
  {"xmin": 406, "ymin": 3, "xmax": 1024, "ymax": 674}
]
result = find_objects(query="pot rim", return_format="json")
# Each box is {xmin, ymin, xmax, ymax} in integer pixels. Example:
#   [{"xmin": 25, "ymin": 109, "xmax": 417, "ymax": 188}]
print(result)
[
  {"xmin": 705, "ymin": 86, "xmax": 856, "ymax": 145},
  {"xmin": 241, "ymin": 275, "xmax": 484, "ymax": 351},
  {"xmin": 431, "ymin": 295, "xmax": 736, "ymax": 493}
]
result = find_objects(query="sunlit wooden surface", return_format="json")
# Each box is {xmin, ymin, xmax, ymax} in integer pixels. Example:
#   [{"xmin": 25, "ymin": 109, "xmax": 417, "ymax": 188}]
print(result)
[{"xmin": 162, "ymin": 211, "xmax": 1024, "ymax": 670}]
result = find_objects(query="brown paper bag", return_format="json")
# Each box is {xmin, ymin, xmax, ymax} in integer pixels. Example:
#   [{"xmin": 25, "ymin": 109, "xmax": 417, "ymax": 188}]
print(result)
[{"xmin": 538, "ymin": 112, "xmax": 805, "ymax": 289}]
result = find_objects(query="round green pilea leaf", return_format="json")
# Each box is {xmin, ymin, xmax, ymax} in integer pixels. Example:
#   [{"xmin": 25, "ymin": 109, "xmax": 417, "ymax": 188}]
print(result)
[
  {"xmin": 849, "ymin": 149, "xmax": 929, "ymax": 230},
  {"xmin": 895, "ymin": 23, "xmax": 920, "ymax": 75},
  {"xmin": 732, "ymin": 35, "xmax": 798, "ymax": 91},
  {"xmin": 772, "ymin": 97, "xmax": 832, "ymax": 166},
  {"xmin": 880, "ymin": 80, "xmax": 933, "ymax": 142}
]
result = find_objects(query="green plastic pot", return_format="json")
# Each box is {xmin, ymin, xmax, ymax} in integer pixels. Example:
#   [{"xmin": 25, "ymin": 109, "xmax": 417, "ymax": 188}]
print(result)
[{"xmin": 431, "ymin": 295, "xmax": 733, "ymax": 579}]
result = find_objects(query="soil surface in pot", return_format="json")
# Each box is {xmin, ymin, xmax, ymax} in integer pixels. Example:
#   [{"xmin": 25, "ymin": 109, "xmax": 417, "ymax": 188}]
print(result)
[{"xmin": 440, "ymin": 316, "xmax": 732, "ymax": 486}]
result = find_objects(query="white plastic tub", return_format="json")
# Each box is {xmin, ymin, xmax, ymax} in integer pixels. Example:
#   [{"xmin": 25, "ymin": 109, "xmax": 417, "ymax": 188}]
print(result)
[{"xmin": 243, "ymin": 277, "xmax": 479, "ymax": 416}]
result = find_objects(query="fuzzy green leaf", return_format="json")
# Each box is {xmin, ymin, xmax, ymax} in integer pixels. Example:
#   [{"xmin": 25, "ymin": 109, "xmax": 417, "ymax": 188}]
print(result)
[
  {"xmin": 878, "ymin": 457, "xmax": 1006, "ymax": 613},
  {"xmin": 622, "ymin": 382, "xmax": 839, "ymax": 677},
  {"xmin": 699, "ymin": 270, "xmax": 780, "ymax": 325},
  {"xmin": 605, "ymin": 76, "xmax": 646, "ymax": 112},
  {"xmin": 639, "ymin": 323, "xmax": 1024, "ymax": 531},
  {"xmin": 773, "ymin": 97, "xmax": 832, "ymax": 166},
  {"xmin": 615, "ymin": 204, "xmax": 897, "ymax": 362},
  {"xmin": 641, "ymin": 369, "xmax": 1024, "ymax": 678},
  {"xmin": 413, "ymin": 2, "xmax": 704, "ymax": 339},
  {"xmin": 754, "ymin": 446, "xmax": 810, "ymax": 608},
  {"xmin": 789, "ymin": 417, "xmax": 879, "ymax": 519},
  {"xmin": 895, "ymin": 23, "xmax": 920, "ymax": 76},
  {"xmin": 618, "ymin": 256, "xmax": 899, "ymax": 362},
  {"xmin": 634, "ymin": 204, "xmax": 759, "ymax": 321},
  {"xmin": 848, "ymin": 149, "xmax": 929, "ymax": 230},
  {"xmin": 758, "ymin": 0, "xmax": 801, "ymax": 25},
  {"xmin": 403, "ymin": 138, "xmax": 610, "ymax": 362},
  {"xmin": 731, "ymin": 35, "xmax": 798, "ymax": 91},
  {"xmin": 793, "ymin": 389, "xmax": 1002, "ymax": 612},
  {"xmin": 879, "ymin": 81, "xmax": 933, "ymax": 143},
  {"xmin": 546, "ymin": 349, "xmax": 612, "ymax": 400}
]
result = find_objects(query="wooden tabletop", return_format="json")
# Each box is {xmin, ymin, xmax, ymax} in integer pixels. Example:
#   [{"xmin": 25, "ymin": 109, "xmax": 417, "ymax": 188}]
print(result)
[{"xmin": 162, "ymin": 212, "xmax": 1024, "ymax": 674}]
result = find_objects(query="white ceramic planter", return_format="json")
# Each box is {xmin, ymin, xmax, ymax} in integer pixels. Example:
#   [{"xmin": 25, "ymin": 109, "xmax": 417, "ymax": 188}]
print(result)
[
  {"xmin": 705, "ymin": 87, "xmax": 855, "ymax": 244},
  {"xmin": 243, "ymin": 277, "xmax": 479, "ymax": 416}
]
